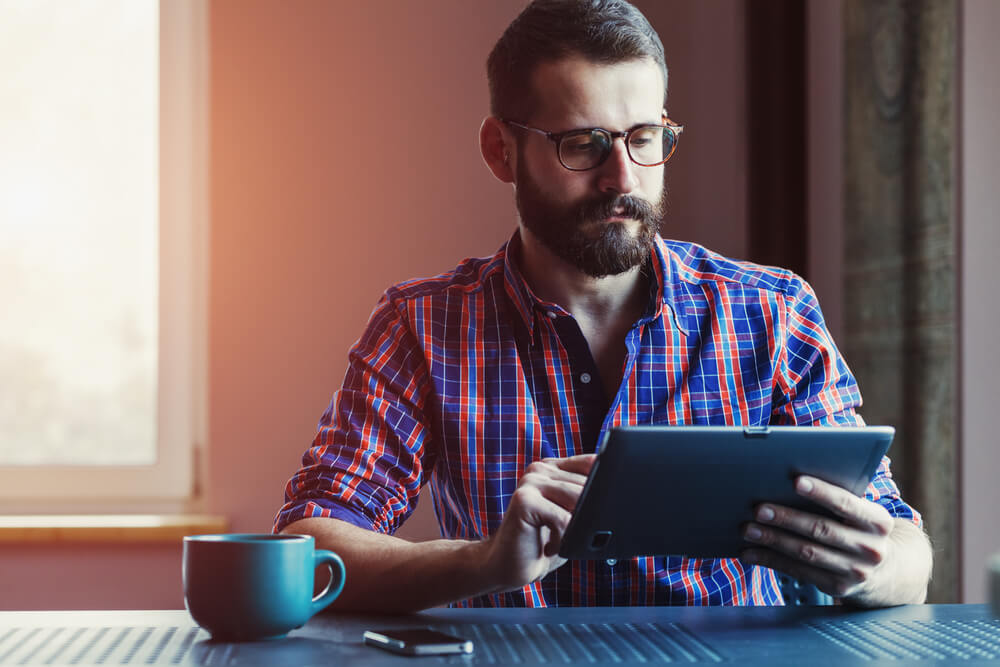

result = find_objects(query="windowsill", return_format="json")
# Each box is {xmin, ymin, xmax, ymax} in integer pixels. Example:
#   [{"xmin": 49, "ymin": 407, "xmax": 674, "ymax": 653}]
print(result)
[{"xmin": 0, "ymin": 514, "xmax": 227, "ymax": 543}]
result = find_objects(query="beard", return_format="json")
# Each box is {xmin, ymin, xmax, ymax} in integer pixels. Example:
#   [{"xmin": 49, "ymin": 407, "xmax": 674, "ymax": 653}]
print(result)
[{"xmin": 514, "ymin": 160, "xmax": 665, "ymax": 278}]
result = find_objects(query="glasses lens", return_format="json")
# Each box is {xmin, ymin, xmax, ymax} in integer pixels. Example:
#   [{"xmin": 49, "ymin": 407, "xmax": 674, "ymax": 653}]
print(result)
[
  {"xmin": 558, "ymin": 129, "xmax": 612, "ymax": 170},
  {"xmin": 628, "ymin": 126, "xmax": 674, "ymax": 166}
]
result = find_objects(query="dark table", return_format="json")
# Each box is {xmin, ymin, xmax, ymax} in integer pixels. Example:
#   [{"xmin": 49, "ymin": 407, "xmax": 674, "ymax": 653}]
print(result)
[{"xmin": 1, "ymin": 604, "xmax": 999, "ymax": 666}]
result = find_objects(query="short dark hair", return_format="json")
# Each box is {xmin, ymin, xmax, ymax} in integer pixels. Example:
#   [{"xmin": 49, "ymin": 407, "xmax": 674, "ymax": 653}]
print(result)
[{"xmin": 487, "ymin": 0, "xmax": 668, "ymax": 121}]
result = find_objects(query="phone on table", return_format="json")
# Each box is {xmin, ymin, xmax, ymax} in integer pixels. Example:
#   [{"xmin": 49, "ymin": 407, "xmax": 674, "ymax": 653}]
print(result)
[{"xmin": 363, "ymin": 627, "xmax": 474, "ymax": 656}]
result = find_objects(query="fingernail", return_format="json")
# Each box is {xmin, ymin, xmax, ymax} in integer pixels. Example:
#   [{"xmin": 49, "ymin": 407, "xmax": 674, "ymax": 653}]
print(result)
[
  {"xmin": 745, "ymin": 525, "xmax": 762, "ymax": 541},
  {"xmin": 757, "ymin": 506, "xmax": 775, "ymax": 522},
  {"xmin": 798, "ymin": 477, "xmax": 814, "ymax": 493}
]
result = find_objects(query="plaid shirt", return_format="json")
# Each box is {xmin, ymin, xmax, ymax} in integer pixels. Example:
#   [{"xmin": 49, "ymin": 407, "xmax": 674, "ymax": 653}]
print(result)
[{"xmin": 275, "ymin": 233, "xmax": 920, "ymax": 606}]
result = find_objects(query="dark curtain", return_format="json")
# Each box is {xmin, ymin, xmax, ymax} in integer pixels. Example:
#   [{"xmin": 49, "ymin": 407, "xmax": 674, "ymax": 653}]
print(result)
[
  {"xmin": 746, "ymin": 0, "xmax": 807, "ymax": 278},
  {"xmin": 842, "ymin": 0, "xmax": 958, "ymax": 603}
]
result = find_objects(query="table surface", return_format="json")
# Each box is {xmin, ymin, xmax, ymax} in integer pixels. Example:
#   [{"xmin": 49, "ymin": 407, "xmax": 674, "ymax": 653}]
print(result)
[{"xmin": 1, "ymin": 604, "xmax": 999, "ymax": 666}]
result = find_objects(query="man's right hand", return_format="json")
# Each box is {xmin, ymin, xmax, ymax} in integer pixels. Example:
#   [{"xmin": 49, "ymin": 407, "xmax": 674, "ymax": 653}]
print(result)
[
  {"xmin": 481, "ymin": 453, "xmax": 596, "ymax": 593},
  {"xmin": 282, "ymin": 452, "xmax": 595, "ymax": 612}
]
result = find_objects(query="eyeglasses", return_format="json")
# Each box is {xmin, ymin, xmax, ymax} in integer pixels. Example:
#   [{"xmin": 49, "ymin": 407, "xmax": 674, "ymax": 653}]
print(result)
[{"xmin": 502, "ymin": 117, "xmax": 683, "ymax": 171}]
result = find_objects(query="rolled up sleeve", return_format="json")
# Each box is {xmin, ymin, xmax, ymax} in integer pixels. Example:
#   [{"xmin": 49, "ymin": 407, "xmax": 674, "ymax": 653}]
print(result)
[{"xmin": 274, "ymin": 292, "xmax": 435, "ymax": 535}]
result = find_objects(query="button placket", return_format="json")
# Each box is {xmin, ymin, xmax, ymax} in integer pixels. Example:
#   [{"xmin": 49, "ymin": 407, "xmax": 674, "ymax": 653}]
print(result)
[{"xmin": 548, "ymin": 311, "xmax": 612, "ymax": 453}]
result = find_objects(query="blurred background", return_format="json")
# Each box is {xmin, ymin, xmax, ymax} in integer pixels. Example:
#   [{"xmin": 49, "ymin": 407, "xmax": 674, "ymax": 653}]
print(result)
[{"xmin": 1, "ymin": 0, "xmax": 997, "ymax": 609}]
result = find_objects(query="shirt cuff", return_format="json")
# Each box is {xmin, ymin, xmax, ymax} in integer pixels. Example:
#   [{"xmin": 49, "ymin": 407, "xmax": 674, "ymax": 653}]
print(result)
[{"xmin": 273, "ymin": 499, "xmax": 376, "ymax": 534}]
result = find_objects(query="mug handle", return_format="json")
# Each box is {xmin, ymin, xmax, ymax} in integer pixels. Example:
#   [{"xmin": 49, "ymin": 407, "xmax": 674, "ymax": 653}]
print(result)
[{"xmin": 311, "ymin": 550, "xmax": 346, "ymax": 615}]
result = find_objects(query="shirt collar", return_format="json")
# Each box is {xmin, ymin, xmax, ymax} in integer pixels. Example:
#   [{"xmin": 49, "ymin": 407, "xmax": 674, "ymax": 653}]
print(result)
[
  {"xmin": 650, "ymin": 236, "xmax": 693, "ymax": 336},
  {"xmin": 502, "ymin": 231, "xmax": 558, "ymax": 340},
  {"xmin": 502, "ymin": 231, "xmax": 693, "ymax": 338}
]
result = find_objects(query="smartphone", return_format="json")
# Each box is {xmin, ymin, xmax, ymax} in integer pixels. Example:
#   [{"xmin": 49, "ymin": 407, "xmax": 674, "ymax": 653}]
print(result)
[{"xmin": 362, "ymin": 628, "xmax": 474, "ymax": 656}]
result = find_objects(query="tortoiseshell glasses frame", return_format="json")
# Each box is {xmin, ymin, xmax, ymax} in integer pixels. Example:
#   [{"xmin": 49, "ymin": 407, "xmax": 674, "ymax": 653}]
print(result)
[{"xmin": 502, "ymin": 117, "xmax": 683, "ymax": 171}]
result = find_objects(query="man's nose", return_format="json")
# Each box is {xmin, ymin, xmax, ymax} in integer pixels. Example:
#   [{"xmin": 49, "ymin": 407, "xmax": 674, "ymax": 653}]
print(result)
[{"xmin": 597, "ymin": 138, "xmax": 639, "ymax": 195}]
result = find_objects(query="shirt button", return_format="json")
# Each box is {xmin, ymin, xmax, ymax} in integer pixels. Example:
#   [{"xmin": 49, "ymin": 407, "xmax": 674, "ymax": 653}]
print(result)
[
  {"xmin": 546, "ymin": 311, "xmax": 558, "ymax": 319},
  {"xmin": 580, "ymin": 372, "xmax": 592, "ymax": 384},
  {"xmin": 606, "ymin": 559, "xmax": 617, "ymax": 566}
]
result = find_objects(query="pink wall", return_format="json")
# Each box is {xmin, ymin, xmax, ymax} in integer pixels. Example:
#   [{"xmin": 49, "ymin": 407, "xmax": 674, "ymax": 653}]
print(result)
[
  {"xmin": 2, "ymin": 545, "xmax": 184, "ymax": 610},
  {"xmin": 3, "ymin": 0, "xmax": 749, "ymax": 610}
]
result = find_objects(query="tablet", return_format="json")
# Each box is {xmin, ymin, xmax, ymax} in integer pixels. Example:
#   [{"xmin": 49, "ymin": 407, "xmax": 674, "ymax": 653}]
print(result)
[{"xmin": 558, "ymin": 425, "xmax": 894, "ymax": 560}]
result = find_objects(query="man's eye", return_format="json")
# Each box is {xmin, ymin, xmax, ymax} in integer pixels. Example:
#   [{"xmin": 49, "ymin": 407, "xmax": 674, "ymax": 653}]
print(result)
[
  {"xmin": 563, "ymin": 137, "xmax": 600, "ymax": 154},
  {"xmin": 630, "ymin": 128, "xmax": 661, "ymax": 148},
  {"xmin": 566, "ymin": 142, "xmax": 597, "ymax": 154}
]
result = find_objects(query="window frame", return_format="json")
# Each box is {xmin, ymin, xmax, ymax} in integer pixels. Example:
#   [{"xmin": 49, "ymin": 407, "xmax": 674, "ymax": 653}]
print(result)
[{"xmin": 0, "ymin": 0, "xmax": 208, "ymax": 513}]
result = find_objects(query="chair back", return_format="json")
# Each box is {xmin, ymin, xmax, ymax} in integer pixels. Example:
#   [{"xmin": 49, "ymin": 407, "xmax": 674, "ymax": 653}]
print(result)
[{"xmin": 776, "ymin": 573, "xmax": 834, "ymax": 606}]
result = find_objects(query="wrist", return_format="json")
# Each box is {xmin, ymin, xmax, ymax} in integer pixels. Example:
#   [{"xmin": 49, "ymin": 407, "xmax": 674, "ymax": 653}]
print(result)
[
  {"xmin": 470, "ymin": 534, "xmax": 511, "ymax": 595},
  {"xmin": 443, "ymin": 537, "xmax": 504, "ymax": 600},
  {"xmin": 844, "ymin": 520, "xmax": 930, "ymax": 607},
  {"xmin": 844, "ymin": 538, "xmax": 897, "ymax": 608}
]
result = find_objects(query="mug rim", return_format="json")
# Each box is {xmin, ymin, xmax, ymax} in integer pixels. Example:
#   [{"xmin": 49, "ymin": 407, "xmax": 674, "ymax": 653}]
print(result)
[{"xmin": 183, "ymin": 533, "xmax": 314, "ymax": 543}]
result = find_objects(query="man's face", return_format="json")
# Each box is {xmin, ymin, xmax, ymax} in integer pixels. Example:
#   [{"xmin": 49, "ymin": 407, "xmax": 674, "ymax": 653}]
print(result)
[{"xmin": 512, "ymin": 57, "xmax": 667, "ymax": 278}]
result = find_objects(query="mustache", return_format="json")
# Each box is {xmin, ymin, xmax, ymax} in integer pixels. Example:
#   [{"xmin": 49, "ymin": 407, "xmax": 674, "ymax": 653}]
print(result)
[{"xmin": 576, "ymin": 194, "xmax": 661, "ymax": 226}]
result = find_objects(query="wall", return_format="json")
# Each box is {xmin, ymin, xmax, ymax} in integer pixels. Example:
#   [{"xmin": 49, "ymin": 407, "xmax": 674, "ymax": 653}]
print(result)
[
  {"xmin": 960, "ymin": 0, "xmax": 1000, "ymax": 604},
  {"xmin": 2, "ymin": 0, "xmax": 748, "ymax": 609}
]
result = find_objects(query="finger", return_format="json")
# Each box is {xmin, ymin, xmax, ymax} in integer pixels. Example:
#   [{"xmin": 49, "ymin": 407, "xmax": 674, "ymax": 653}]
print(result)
[
  {"xmin": 510, "ymin": 484, "xmax": 575, "ymax": 531},
  {"xmin": 541, "ymin": 453, "xmax": 597, "ymax": 475},
  {"xmin": 527, "ymin": 497, "xmax": 573, "ymax": 557},
  {"xmin": 750, "ymin": 504, "xmax": 887, "ymax": 564},
  {"xmin": 743, "ymin": 521, "xmax": 876, "ymax": 575},
  {"xmin": 741, "ymin": 547, "xmax": 863, "ymax": 599},
  {"xmin": 523, "ymin": 461, "xmax": 591, "ymax": 487},
  {"xmin": 536, "ymin": 477, "xmax": 587, "ymax": 511},
  {"xmin": 540, "ymin": 525, "xmax": 568, "ymax": 560},
  {"xmin": 519, "ymin": 470, "xmax": 588, "ymax": 507},
  {"xmin": 794, "ymin": 476, "xmax": 894, "ymax": 535}
]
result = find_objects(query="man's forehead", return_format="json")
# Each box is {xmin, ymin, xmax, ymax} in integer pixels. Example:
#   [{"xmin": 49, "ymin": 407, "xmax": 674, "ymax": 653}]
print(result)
[{"xmin": 525, "ymin": 56, "xmax": 666, "ymax": 128}]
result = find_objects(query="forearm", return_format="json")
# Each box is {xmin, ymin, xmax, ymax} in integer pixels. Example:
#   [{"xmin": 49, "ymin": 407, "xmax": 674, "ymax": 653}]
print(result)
[
  {"xmin": 848, "ymin": 518, "xmax": 932, "ymax": 607},
  {"xmin": 282, "ymin": 517, "xmax": 495, "ymax": 613}
]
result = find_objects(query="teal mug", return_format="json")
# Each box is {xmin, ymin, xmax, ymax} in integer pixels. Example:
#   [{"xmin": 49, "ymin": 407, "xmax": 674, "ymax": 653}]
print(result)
[{"xmin": 183, "ymin": 534, "xmax": 345, "ymax": 641}]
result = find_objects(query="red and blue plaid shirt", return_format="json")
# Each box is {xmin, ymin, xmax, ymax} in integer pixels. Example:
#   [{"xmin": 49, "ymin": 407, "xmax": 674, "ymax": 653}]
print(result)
[{"xmin": 275, "ymin": 233, "xmax": 920, "ymax": 606}]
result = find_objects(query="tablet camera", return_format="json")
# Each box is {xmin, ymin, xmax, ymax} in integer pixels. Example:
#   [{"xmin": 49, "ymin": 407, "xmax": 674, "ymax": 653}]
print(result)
[{"xmin": 589, "ymin": 531, "xmax": 613, "ymax": 550}]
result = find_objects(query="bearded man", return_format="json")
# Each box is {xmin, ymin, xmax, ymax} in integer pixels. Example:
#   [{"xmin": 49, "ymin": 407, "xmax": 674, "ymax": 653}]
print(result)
[{"xmin": 275, "ymin": 0, "xmax": 932, "ymax": 611}]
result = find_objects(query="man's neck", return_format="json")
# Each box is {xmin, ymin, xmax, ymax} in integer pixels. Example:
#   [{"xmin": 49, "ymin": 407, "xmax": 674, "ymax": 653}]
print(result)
[{"xmin": 517, "ymin": 227, "xmax": 648, "ymax": 326}]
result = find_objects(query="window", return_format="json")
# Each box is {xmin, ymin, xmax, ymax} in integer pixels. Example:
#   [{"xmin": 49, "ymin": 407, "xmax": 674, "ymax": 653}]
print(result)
[{"xmin": 0, "ymin": 0, "xmax": 207, "ymax": 510}]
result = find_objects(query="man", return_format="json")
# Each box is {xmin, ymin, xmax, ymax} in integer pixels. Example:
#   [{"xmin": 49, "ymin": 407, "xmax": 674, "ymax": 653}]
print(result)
[{"xmin": 275, "ymin": 0, "xmax": 932, "ymax": 610}]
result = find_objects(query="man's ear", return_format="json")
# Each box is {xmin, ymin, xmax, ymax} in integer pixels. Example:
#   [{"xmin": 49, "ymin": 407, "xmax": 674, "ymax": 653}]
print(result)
[{"xmin": 480, "ymin": 116, "xmax": 515, "ymax": 183}]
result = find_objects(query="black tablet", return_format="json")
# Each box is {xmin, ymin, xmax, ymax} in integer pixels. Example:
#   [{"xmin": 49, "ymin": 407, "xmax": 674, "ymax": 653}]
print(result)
[{"xmin": 558, "ymin": 425, "xmax": 894, "ymax": 560}]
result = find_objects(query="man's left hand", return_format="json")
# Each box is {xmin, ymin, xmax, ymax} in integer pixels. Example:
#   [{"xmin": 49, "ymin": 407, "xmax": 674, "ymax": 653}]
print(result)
[{"xmin": 740, "ymin": 475, "xmax": 907, "ymax": 605}]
